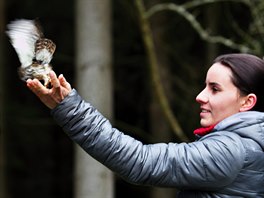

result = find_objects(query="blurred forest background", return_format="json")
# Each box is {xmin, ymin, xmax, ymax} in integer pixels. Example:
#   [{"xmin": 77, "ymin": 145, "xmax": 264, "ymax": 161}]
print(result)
[{"xmin": 1, "ymin": 0, "xmax": 264, "ymax": 197}]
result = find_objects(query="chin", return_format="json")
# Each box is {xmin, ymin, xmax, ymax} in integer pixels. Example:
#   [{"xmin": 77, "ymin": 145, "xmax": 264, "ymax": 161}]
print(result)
[{"xmin": 200, "ymin": 120, "xmax": 212, "ymax": 127}]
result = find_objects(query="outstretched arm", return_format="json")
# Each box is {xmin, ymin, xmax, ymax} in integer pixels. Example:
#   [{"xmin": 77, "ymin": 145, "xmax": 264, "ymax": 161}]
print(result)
[{"xmin": 26, "ymin": 71, "xmax": 72, "ymax": 109}]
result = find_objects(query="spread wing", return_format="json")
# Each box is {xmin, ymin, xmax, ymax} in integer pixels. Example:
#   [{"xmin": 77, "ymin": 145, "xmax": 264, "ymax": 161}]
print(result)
[{"xmin": 6, "ymin": 19, "xmax": 43, "ymax": 67}]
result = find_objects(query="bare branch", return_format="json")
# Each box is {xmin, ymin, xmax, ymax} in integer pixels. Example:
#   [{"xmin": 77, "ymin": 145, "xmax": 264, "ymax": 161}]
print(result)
[
  {"xmin": 248, "ymin": 1, "xmax": 264, "ymax": 36},
  {"xmin": 145, "ymin": 3, "xmax": 256, "ymax": 54},
  {"xmin": 227, "ymin": 12, "xmax": 262, "ymax": 53},
  {"xmin": 135, "ymin": 0, "xmax": 189, "ymax": 142},
  {"xmin": 182, "ymin": 0, "xmax": 249, "ymax": 9}
]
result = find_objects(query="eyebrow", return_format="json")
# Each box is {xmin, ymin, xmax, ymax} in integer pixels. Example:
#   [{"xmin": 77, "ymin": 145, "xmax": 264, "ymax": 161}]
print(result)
[
  {"xmin": 208, "ymin": 82, "xmax": 220, "ymax": 86},
  {"xmin": 206, "ymin": 81, "xmax": 222, "ymax": 88}
]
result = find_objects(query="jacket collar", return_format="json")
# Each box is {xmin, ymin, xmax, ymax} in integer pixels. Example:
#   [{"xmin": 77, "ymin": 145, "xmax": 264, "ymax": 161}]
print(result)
[{"xmin": 212, "ymin": 111, "xmax": 264, "ymax": 150}]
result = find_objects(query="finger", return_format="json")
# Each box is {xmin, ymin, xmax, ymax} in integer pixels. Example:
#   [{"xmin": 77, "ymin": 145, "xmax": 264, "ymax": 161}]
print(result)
[
  {"xmin": 58, "ymin": 74, "xmax": 71, "ymax": 90},
  {"xmin": 27, "ymin": 79, "xmax": 48, "ymax": 96},
  {"xmin": 27, "ymin": 78, "xmax": 58, "ymax": 109},
  {"xmin": 49, "ymin": 71, "xmax": 60, "ymax": 89},
  {"xmin": 27, "ymin": 79, "xmax": 45, "ymax": 90}
]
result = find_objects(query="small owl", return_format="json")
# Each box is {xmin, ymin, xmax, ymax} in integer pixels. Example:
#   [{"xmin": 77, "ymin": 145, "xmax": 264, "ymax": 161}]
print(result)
[{"xmin": 6, "ymin": 19, "xmax": 56, "ymax": 87}]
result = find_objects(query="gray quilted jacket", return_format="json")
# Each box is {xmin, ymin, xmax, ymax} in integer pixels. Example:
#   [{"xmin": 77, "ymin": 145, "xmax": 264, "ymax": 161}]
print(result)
[{"xmin": 51, "ymin": 89, "xmax": 264, "ymax": 197}]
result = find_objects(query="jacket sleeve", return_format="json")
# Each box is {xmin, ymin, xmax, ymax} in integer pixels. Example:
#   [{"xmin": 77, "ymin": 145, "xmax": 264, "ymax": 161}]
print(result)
[{"xmin": 51, "ymin": 89, "xmax": 245, "ymax": 189}]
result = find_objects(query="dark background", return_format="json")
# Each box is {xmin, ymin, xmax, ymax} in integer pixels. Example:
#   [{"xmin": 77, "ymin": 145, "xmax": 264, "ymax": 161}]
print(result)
[{"xmin": 1, "ymin": 0, "xmax": 256, "ymax": 197}]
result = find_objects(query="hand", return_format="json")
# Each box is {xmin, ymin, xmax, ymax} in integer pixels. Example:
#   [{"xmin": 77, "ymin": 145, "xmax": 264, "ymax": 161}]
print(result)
[{"xmin": 27, "ymin": 71, "xmax": 72, "ymax": 109}]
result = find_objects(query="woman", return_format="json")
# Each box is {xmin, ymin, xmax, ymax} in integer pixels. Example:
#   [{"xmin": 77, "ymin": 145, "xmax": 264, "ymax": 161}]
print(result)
[{"xmin": 27, "ymin": 53, "xmax": 264, "ymax": 197}]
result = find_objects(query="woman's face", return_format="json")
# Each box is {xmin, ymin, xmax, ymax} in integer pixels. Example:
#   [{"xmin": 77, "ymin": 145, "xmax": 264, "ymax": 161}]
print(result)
[{"xmin": 196, "ymin": 62, "xmax": 246, "ymax": 127}]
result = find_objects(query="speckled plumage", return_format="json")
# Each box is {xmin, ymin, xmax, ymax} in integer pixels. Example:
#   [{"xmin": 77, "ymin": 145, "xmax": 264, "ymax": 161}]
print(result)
[{"xmin": 6, "ymin": 19, "xmax": 56, "ymax": 87}]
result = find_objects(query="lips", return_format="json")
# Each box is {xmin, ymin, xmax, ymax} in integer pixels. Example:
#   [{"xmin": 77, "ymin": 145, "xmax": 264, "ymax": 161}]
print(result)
[{"xmin": 200, "ymin": 108, "xmax": 211, "ymax": 117}]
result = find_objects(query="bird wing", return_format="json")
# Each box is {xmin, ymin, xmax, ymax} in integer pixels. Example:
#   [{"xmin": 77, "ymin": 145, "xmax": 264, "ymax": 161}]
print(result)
[{"xmin": 6, "ymin": 19, "xmax": 42, "ymax": 67}]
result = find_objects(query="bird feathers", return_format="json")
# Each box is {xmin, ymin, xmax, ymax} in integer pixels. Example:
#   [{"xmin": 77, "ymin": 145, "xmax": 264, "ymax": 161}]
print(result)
[
  {"xmin": 6, "ymin": 19, "xmax": 56, "ymax": 87},
  {"xmin": 6, "ymin": 19, "xmax": 42, "ymax": 67}
]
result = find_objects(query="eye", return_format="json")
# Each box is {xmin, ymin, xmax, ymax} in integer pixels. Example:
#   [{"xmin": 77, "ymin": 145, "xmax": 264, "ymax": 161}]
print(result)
[{"xmin": 211, "ymin": 86, "xmax": 220, "ymax": 93}]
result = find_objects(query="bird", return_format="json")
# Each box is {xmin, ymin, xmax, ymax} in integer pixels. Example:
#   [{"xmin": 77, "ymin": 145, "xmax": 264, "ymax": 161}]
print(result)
[{"xmin": 6, "ymin": 19, "xmax": 56, "ymax": 87}]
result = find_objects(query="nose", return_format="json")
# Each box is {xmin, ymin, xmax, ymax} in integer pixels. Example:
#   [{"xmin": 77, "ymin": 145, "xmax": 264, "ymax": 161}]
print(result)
[{"xmin": 196, "ymin": 88, "xmax": 208, "ymax": 104}]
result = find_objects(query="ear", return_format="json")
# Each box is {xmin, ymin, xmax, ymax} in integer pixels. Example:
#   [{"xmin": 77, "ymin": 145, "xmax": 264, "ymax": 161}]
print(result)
[{"xmin": 239, "ymin": 93, "xmax": 257, "ymax": 112}]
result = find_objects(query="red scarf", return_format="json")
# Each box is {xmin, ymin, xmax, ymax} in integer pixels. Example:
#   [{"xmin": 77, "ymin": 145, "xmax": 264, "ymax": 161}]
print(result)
[{"xmin": 193, "ymin": 124, "xmax": 216, "ymax": 136}]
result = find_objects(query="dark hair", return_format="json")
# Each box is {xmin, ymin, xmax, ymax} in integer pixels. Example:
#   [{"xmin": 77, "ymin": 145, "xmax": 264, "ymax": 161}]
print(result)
[{"xmin": 214, "ymin": 53, "xmax": 264, "ymax": 112}]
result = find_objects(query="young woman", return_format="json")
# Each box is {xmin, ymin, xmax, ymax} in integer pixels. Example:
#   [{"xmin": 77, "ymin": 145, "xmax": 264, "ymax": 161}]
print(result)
[{"xmin": 27, "ymin": 53, "xmax": 264, "ymax": 197}]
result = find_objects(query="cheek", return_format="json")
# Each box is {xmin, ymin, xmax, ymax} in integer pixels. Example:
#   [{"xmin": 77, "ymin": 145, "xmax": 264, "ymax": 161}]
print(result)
[{"xmin": 212, "ymin": 95, "xmax": 240, "ymax": 119}]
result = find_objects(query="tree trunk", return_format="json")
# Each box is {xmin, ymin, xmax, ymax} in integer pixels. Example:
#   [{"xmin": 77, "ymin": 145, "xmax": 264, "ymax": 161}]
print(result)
[
  {"xmin": 74, "ymin": 0, "xmax": 114, "ymax": 198},
  {"xmin": 0, "ymin": 0, "xmax": 6, "ymax": 197}
]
